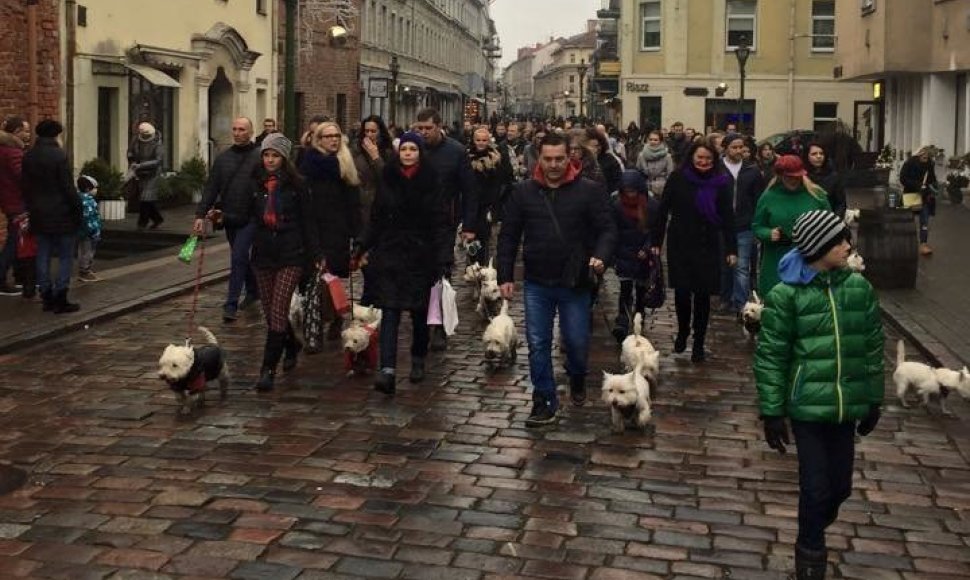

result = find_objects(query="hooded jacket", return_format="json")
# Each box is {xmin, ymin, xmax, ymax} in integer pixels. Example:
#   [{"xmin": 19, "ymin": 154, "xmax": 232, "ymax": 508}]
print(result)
[
  {"xmin": 754, "ymin": 249, "xmax": 884, "ymax": 423},
  {"xmin": 0, "ymin": 131, "xmax": 25, "ymax": 215}
]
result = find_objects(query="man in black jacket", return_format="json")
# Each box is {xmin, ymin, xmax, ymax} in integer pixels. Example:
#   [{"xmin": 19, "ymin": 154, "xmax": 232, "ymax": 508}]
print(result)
[
  {"xmin": 719, "ymin": 133, "xmax": 766, "ymax": 315},
  {"xmin": 194, "ymin": 117, "xmax": 262, "ymax": 322},
  {"xmin": 497, "ymin": 133, "xmax": 617, "ymax": 427}
]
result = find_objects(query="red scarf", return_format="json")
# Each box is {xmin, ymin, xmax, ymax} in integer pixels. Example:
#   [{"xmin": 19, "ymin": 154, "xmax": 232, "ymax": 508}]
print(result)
[
  {"xmin": 262, "ymin": 174, "xmax": 279, "ymax": 229},
  {"xmin": 400, "ymin": 163, "xmax": 420, "ymax": 179}
]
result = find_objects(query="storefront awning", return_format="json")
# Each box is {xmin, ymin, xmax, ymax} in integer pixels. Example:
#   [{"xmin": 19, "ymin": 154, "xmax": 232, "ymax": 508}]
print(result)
[{"xmin": 126, "ymin": 63, "xmax": 181, "ymax": 88}]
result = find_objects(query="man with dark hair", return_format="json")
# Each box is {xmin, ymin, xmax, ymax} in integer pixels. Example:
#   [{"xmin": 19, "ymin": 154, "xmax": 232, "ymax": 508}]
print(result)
[
  {"xmin": 194, "ymin": 117, "xmax": 262, "ymax": 322},
  {"xmin": 666, "ymin": 121, "xmax": 689, "ymax": 166},
  {"xmin": 413, "ymin": 107, "xmax": 478, "ymax": 351},
  {"xmin": 719, "ymin": 132, "xmax": 766, "ymax": 316},
  {"xmin": 0, "ymin": 116, "xmax": 30, "ymax": 295},
  {"xmin": 255, "ymin": 118, "xmax": 278, "ymax": 146},
  {"xmin": 497, "ymin": 132, "xmax": 617, "ymax": 427}
]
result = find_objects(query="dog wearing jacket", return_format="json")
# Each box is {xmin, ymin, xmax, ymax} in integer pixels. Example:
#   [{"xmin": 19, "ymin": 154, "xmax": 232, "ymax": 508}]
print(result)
[{"xmin": 157, "ymin": 326, "xmax": 230, "ymax": 415}]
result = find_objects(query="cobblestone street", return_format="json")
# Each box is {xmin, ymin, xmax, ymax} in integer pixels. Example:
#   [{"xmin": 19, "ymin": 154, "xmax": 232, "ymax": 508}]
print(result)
[{"xmin": 0, "ymin": 274, "xmax": 967, "ymax": 580}]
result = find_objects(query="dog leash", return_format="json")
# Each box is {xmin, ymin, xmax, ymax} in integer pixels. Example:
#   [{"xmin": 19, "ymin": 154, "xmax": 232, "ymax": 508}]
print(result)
[
  {"xmin": 348, "ymin": 237, "xmax": 356, "ymax": 323},
  {"xmin": 185, "ymin": 231, "xmax": 207, "ymax": 342}
]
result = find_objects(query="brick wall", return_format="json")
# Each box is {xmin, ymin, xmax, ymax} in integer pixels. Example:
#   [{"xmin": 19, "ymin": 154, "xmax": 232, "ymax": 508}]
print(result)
[
  {"xmin": 277, "ymin": 0, "xmax": 362, "ymax": 135},
  {"xmin": 0, "ymin": 0, "xmax": 61, "ymax": 124}
]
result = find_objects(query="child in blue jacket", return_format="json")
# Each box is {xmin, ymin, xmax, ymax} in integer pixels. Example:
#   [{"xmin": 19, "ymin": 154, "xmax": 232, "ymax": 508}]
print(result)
[{"xmin": 77, "ymin": 175, "xmax": 102, "ymax": 282}]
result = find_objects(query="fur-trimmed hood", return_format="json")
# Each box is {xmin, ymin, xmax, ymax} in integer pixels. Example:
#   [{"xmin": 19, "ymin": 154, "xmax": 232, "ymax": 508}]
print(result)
[
  {"xmin": 468, "ymin": 146, "xmax": 502, "ymax": 173},
  {"xmin": 0, "ymin": 130, "xmax": 24, "ymax": 150}
]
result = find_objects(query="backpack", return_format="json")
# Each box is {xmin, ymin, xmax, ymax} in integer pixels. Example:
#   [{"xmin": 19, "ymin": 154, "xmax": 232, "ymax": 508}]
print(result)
[{"xmin": 643, "ymin": 254, "xmax": 665, "ymax": 310}]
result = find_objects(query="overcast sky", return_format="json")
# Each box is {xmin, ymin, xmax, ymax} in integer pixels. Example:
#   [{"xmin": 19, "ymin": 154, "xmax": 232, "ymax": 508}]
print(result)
[{"xmin": 491, "ymin": 0, "xmax": 599, "ymax": 68}]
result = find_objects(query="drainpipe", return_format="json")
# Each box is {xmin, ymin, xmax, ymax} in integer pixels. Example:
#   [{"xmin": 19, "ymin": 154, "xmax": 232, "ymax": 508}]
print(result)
[
  {"xmin": 787, "ymin": 0, "xmax": 796, "ymax": 130},
  {"xmin": 26, "ymin": 0, "xmax": 39, "ymax": 128},
  {"xmin": 65, "ymin": 0, "xmax": 77, "ymax": 165},
  {"xmin": 284, "ymin": 0, "xmax": 297, "ymax": 139}
]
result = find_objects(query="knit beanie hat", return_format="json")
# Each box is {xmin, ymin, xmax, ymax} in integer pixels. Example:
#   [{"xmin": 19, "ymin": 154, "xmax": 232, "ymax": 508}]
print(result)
[
  {"xmin": 398, "ymin": 131, "xmax": 425, "ymax": 150},
  {"xmin": 261, "ymin": 133, "xmax": 293, "ymax": 160},
  {"xmin": 792, "ymin": 210, "xmax": 849, "ymax": 264},
  {"xmin": 138, "ymin": 122, "xmax": 156, "ymax": 141},
  {"xmin": 77, "ymin": 174, "xmax": 98, "ymax": 192},
  {"xmin": 620, "ymin": 169, "xmax": 647, "ymax": 194}
]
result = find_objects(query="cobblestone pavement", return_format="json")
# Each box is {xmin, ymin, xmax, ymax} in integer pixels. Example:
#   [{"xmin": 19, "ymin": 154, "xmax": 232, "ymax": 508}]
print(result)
[{"xmin": 0, "ymin": 273, "xmax": 967, "ymax": 580}]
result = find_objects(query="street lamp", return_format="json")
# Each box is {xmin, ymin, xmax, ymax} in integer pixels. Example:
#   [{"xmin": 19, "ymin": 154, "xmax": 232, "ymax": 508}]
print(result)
[
  {"xmin": 563, "ymin": 90, "xmax": 571, "ymax": 118},
  {"xmin": 578, "ymin": 60, "xmax": 589, "ymax": 119},
  {"xmin": 389, "ymin": 55, "xmax": 400, "ymax": 127},
  {"xmin": 733, "ymin": 34, "xmax": 751, "ymax": 133}
]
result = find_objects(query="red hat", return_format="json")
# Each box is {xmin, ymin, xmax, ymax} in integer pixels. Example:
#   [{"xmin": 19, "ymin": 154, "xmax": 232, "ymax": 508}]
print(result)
[{"xmin": 774, "ymin": 154, "xmax": 806, "ymax": 177}]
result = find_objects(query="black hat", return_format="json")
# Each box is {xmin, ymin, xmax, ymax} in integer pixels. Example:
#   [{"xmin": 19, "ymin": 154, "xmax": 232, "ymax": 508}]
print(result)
[
  {"xmin": 35, "ymin": 119, "xmax": 63, "ymax": 138},
  {"xmin": 793, "ymin": 210, "xmax": 849, "ymax": 264}
]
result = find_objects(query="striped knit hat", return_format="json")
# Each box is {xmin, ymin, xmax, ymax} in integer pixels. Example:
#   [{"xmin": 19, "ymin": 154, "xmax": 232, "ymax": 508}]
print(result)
[{"xmin": 792, "ymin": 210, "xmax": 849, "ymax": 264}]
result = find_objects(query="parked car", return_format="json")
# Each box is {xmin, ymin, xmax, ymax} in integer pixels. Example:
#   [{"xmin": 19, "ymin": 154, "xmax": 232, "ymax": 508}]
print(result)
[{"xmin": 758, "ymin": 130, "xmax": 816, "ymax": 157}]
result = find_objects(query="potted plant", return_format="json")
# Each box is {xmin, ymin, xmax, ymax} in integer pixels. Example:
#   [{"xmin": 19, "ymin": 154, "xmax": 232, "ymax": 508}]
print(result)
[
  {"xmin": 80, "ymin": 158, "xmax": 127, "ymax": 220},
  {"xmin": 178, "ymin": 156, "xmax": 207, "ymax": 204},
  {"xmin": 872, "ymin": 144, "xmax": 895, "ymax": 186}
]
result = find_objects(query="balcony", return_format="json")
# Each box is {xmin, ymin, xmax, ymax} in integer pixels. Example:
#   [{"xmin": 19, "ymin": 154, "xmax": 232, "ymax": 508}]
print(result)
[{"xmin": 596, "ymin": 0, "xmax": 620, "ymax": 19}]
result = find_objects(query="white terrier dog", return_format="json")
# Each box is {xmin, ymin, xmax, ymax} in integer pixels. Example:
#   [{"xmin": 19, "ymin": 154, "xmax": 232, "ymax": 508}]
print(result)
[
  {"xmin": 157, "ymin": 326, "xmax": 230, "ymax": 415},
  {"xmin": 482, "ymin": 299, "xmax": 518, "ymax": 367},
  {"xmin": 894, "ymin": 340, "xmax": 970, "ymax": 415},
  {"xmin": 844, "ymin": 208, "xmax": 861, "ymax": 227},
  {"xmin": 351, "ymin": 304, "xmax": 382, "ymax": 326},
  {"xmin": 341, "ymin": 319, "xmax": 380, "ymax": 376},
  {"xmin": 477, "ymin": 278, "xmax": 503, "ymax": 320},
  {"xmin": 601, "ymin": 362, "xmax": 652, "ymax": 433},
  {"xmin": 479, "ymin": 257, "xmax": 498, "ymax": 283},
  {"xmin": 847, "ymin": 251, "xmax": 865, "ymax": 273},
  {"xmin": 620, "ymin": 312, "xmax": 660, "ymax": 381},
  {"xmin": 740, "ymin": 291, "xmax": 765, "ymax": 339}
]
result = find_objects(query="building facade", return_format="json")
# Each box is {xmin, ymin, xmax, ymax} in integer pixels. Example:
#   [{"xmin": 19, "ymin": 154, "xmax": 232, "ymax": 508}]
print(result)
[
  {"xmin": 358, "ymin": 0, "xmax": 496, "ymax": 129},
  {"xmin": 504, "ymin": 39, "xmax": 563, "ymax": 117},
  {"xmin": 618, "ymin": 0, "xmax": 871, "ymax": 140},
  {"xmin": 0, "ymin": 0, "xmax": 62, "ymax": 127},
  {"xmin": 69, "ymin": 0, "xmax": 278, "ymax": 172},
  {"xmin": 835, "ymin": 0, "xmax": 970, "ymax": 157},
  {"xmin": 533, "ymin": 27, "xmax": 596, "ymax": 119}
]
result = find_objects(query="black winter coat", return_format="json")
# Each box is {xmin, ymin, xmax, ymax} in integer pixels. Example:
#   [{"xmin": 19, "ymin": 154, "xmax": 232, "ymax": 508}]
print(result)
[
  {"xmin": 721, "ymin": 159, "xmax": 766, "ymax": 232},
  {"xmin": 597, "ymin": 151, "xmax": 623, "ymax": 194},
  {"xmin": 248, "ymin": 170, "xmax": 320, "ymax": 270},
  {"xmin": 899, "ymin": 157, "xmax": 937, "ymax": 193},
  {"xmin": 359, "ymin": 163, "xmax": 453, "ymax": 310},
  {"xmin": 808, "ymin": 162, "xmax": 846, "ymax": 218},
  {"xmin": 425, "ymin": 135, "xmax": 479, "ymax": 229},
  {"xmin": 197, "ymin": 143, "xmax": 262, "ymax": 227},
  {"xmin": 22, "ymin": 137, "xmax": 81, "ymax": 235},
  {"xmin": 612, "ymin": 196, "xmax": 660, "ymax": 280},
  {"xmin": 469, "ymin": 145, "xmax": 512, "ymax": 235},
  {"xmin": 300, "ymin": 149, "xmax": 362, "ymax": 278},
  {"xmin": 653, "ymin": 169, "xmax": 737, "ymax": 293},
  {"xmin": 497, "ymin": 173, "xmax": 617, "ymax": 288}
]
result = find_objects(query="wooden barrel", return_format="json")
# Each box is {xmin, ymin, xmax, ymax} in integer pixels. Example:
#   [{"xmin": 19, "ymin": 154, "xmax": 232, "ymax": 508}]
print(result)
[{"xmin": 856, "ymin": 208, "xmax": 918, "ymax": 289}]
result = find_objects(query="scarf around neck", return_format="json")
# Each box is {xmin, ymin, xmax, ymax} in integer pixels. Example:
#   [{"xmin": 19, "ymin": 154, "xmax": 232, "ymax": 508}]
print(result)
[
  {"xmin": 682, "ymin": 166, "xmax": 729, "ymax": 225},
  {"xmin": 400, "ymin": 163, "xmax": 420, "ymax": 180},
  {"xmin": 641, "ymin": 143, "xmax": 668, "ymax": 162}
]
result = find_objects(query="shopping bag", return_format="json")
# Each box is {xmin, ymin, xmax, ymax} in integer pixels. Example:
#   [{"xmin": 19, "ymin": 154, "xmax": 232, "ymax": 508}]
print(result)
[
  {"xmin": 15, "ymin": 218, "xmax": 36, "ymax": 259},
  {"xmin": 177, "ymin": 235, "xmax": 199, "ymax": 263},
  {"xmin": 427, "ymin": 279, "xmax": 443, "ymax": 326},
  {"xmin": 322, "ymin": 273, "xmax": 350, "ymax": 315},
  {"xmin": 441, "ymin": 278, "xmax": 458, "ymax": 336}
]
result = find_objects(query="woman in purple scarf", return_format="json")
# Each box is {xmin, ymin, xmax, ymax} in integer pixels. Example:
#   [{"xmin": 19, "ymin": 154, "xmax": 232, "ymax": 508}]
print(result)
[{"xmin": 650, "ymin": 141, "xmax": 737, "ymax": 362}]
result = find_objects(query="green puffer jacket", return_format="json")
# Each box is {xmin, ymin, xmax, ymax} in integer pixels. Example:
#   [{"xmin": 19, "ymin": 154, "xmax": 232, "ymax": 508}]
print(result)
[{"xmin": 754, "ymin": 249, "xmax": 884, "ymax": 423}]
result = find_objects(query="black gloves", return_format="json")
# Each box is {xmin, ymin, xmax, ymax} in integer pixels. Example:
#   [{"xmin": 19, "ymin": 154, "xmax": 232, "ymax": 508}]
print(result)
[
  {"xmin": 857, "ymin": 405, "xmax": 881, "ymax": 436},
  {"xmin": 763, "ymin": 416, "xmax": 790, "ymax": 454}
]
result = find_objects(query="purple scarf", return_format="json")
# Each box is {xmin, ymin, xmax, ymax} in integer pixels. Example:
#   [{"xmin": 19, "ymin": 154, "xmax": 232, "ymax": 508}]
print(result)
[{"xmin": 682, "ymin": 166, "xmax": 729, "ymax": 225}]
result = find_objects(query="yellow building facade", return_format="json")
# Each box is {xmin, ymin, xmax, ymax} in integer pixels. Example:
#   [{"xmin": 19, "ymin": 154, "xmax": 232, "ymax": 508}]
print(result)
[
  {"xmin": 618, "ymin": 0, "xmax": 872, "ymax": 141},
  {"xmin": 68, "ymin": 0, "xmax": 278, "ymax": 173},
  {"xmin": 533, "ymin": 31, "xmax": 595, "ymax": 119}
]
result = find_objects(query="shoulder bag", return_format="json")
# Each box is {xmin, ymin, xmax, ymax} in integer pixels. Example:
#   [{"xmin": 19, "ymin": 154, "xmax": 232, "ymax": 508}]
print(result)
[
  {"xmin": 539, "ymin": 190, "xmax": 595, "ymax": 289},
  {"xmin": 902, "ymin": 171, "xmax": 927, "ymax": 211}
]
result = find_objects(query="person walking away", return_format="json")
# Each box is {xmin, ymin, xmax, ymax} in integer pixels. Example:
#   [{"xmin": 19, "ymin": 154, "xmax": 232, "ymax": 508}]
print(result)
[
  {"xmin": 804, "ymin": 143, "xmax": 846, "ymax": 218},
  {"xmin": 467, "ymin": 126, "xmax": 512, "ymax": 265},
  {"xmin": 194, "ymin": 117, "xmax": 262, "ymax": 322},
  {"xmin": 76, "ymin": 175, "xmax": 102, "ymax": 282},
  {"xmin": 300, "ymin": 121, "xmax": 362, "ymax": 341},
  {"xmin": 611, "ymin": 169, "xmax": 659, "ymax": 343},
  {"xmin": 128, "ymin": 122, "xmax": 164, "ymax": 230},
  {"xmin": 497, "ymin": 133, "xmax": 616, "ymax": 426},
  {"xmin": 413, "ymin": 108, "xmax": 479, "ymax": 351},
  {"xmin": 651, "ymin": 142, "xmax": 737, "ymax": 362},
  {"xmin": 249, "ymin": 134, "xmax": 320, "ymax": 391},
  {"xmin": 355, "ymin": 132, "xmax": 453, "ymax": 395},
  {"xmin": 719, "ymin": 133, "xmax": 766, "ymax": 316},
  {"xmin": 0, "ymin": 116, "xmax": 29, "ymax": 296},
  {"xmin": 752, "ymin": 155, "xmax": 831, "ymax": 295},
  {"xmin": 755, "ymin": 209, "xmax": 883, "ymax": 580},
  {"xmin": 22, "ymin": 120, "xmax": 82, "ymax": 313},
  {"xmin": 636, "ymin": 130, "xmax": 675, "ymax": 197},
  {"xmin": 899, "ymin": 146, "xmax": 938, "ymax": 256}
]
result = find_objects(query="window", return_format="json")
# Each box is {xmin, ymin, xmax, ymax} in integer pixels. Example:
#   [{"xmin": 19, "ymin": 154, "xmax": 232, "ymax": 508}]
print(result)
[
  {"xmin": 811, "ymin": 1, "xmax": 835, "ymax": 52},
  {"xmin": 256, "ymin": 0, "xmax": 266, "ymax": 15},
  {"xmin": 640, "ymin": 1, "xmax": 661, "ymax": 51},
  {"xmin": 813, "ymin": 102, "xmax": 838, "ymax": 132},
  {"xmin": 569, "ymin": 75, "xmax": 575, "ymax": 83},
  {"xmin": 726, "ymin": 0, "xmax": 756, "ymax": 50}
]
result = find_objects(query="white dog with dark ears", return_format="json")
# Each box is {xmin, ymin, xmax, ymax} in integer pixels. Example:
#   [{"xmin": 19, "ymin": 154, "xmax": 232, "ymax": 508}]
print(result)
[
  {"xmin": 740, "ymin": 291, "xmax": 765, "ymax": 338},
  {"xmin": 620, "ymin": 312, "xmax": 660, "ymax": 381},
  {"xmin": 894, "ymin": 340, "xmax": 970, "ymax": 415},
  {"xmin": 601, "ymin": 362, "xmax": 652, "ymax": 433},
  {"xmin": 157, "ymin": 326, "xmax": 230, "ymax": 415},
  {"xmin": 482, "ymin": 299, "xmax": 518, "ymax": 367}
]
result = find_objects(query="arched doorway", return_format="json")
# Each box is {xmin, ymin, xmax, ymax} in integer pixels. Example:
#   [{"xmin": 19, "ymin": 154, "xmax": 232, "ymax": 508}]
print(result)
[{"xmin": 208, "ymin": 67, "xmax": 234, "ymax": 156}]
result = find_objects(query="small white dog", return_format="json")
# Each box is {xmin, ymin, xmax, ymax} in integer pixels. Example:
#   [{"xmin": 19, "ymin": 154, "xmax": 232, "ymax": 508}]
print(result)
[
  {"xmin": 479, "ymin": 257, "xmax": 498, "ymax": 283},
  {"xmin": 341, "ymin": 319, "xmax": 380, "ymax": 376},
  {"xmin": 620, "ymin": 312, "xmax": 660, "ymax": 381},
  {"xmin": 894, "ymin": 340, "xmax": 970, "ymax": 415},
  {"xmin": 463, "ymin": 263, "xmax": 484, "ymax": 297},
  {"xmin": 740, "ymin": 291, "xmax": 765, "ymax": 339},
  {"xmin": 844, "ymin": 208, "xmax": 861, "ymax": 227},
  {"xmin": 482, "ymin": 299, "xmax": 518, "ymax": 367},
  {"xmin": 477, "ymin": 278, "xmax": 503, "ymax": 320},
  {"xmin": 601, "ymin": 363, "xmax": 652, "ymax": 433},
  {"xmin": 157, "ymin": 326, "xmax": 230, "ymax": 415},
  {"xmin": 847, "ymin": 251, "xmax": 865, "ymax": 273},
  {"xmin": 351, "ymin": 304, "xmax": 382, "ymax": 326}
]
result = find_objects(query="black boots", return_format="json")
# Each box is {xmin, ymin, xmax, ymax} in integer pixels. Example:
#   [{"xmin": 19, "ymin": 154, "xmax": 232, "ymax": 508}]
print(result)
[
  {"xmin": 794, "ymin": 545, "xmax": 827, "ymax": 580},
  {"xmin": 408, "ymin": 358, "xmax": 425, "ymax": 383},
  {"xmin": 569, "ymin": 375, "xmax": 587, "ymax": 406},
  {"xmin": 41, "ymin": 289, "xmax": 54, "ymax": 312},
  {"xmin": 256, "ymin": 331, "xmax": 286, "ymax": 392},
  {"xmin": 691, "ymin": 330, "xmax": 706, "ymax": 363},
  {"xmin": 282, "ymin": 327, "xmax": 301, "ymax": 372},
  {"xmin": 374, "ymin": 371, "xmax": 396, "ymax": 395},
  {"xmin": 47, "ymin": 289, "xmax": 79, "ymax": 314}
]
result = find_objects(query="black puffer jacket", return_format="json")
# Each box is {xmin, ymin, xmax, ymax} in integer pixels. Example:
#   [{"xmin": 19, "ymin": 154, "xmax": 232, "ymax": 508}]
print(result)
[
  {"xmin": 248, "ymin": 169, "xmax": 320, "ymax": 270},
  {"xmin": 359, "ymin": 162, "xmax": 453, "ymax": 310},
  {"xmin": 497, "ymin": 168, "xmax": 617, "ymax": 288},
  {"xmin": 22, "ymin": 137, "xmax": 81, "ymax": 235},
  {"xmin": 197, "ymin": 143, "xmax": 261, "ymax": 227},
  {"xmin": 808, "ymin": 162, "xmax": 846, "ymax": 219},
  {"xmin": 425, "ymin": 135, "xmax": 479, "ymax": 229},
  {"xmin": 300, "ymin": 149, "xmax": 362, "ymax": 278},
  {"xmin": 722, "ymin": 159, "xmax": 766, "ymax": 232}
]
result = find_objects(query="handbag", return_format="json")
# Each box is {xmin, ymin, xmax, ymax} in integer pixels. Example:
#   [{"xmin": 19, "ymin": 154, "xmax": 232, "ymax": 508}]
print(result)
[
  {"xmin": 15, "ymin": 217, "xmax": 36, "ymax": 259},
  {"xmin": 321, "ymin": 273, "xmax": 350, "ymax": 316},
  {"xmin": 539, "ymin": 191, "xmax": 595, "ymax": 289},
  {"xmin": 440, "ymin": 278, "xmax": 459, "ymax": 336},
  {"xmin": 902, "ymin": 171, "xmax": 928, "ymax": 211},
  {"xmin": 643, "ymin": 255, "xmax": 666, "ymax": 310}
]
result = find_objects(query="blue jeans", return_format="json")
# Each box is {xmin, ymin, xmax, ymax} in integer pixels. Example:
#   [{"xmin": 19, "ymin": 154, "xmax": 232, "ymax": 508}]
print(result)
[
  {"xmin": 35, "ymin": 233, "xmax": 75, "ymax": 294},
  {"xmin": 731, "ymin": 230, "xmax": 755, "ymax": 310},
  {"xmin": 792, "ymin": 420, "xmax": 856, "ymax": 551},
  {"xmin": 0, "ymin": 216, "xmax": 16, "ymax": 283},
  {"xmin": 918, "ymin": 205, "xmax": 930, "ymax": 244},
  {"xmin": 379, "ymin": 307, "xmax": 430, "ymax": 371},
  {"xmin": 225, "ymin": 222, "xmax": 259, "ymax": 309},
  {"xmin": 524, "ymin": 281, "xmax": 592, "ymax": 405}
]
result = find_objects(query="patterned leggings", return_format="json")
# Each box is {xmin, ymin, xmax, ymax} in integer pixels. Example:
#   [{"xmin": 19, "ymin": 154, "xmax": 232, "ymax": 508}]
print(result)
[{"xmin": 255, "ymin": 266, "xmax": 303, "ymax": 332}]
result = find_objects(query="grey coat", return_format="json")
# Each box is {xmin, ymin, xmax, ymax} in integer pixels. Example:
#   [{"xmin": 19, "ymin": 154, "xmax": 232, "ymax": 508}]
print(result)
[
  {"xmin": 127, "ymin": 136, "xmax": 164, "ymax": 202},
  {"xmin": 636, "ymin": 150, "xmax": 674, "ymax": 196}
]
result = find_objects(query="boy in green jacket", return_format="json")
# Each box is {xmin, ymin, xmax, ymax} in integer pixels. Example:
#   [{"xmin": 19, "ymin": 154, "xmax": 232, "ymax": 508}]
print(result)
[{"xmin": 754, "ymin": 210, "xmax": 884, "ymax": 580}]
